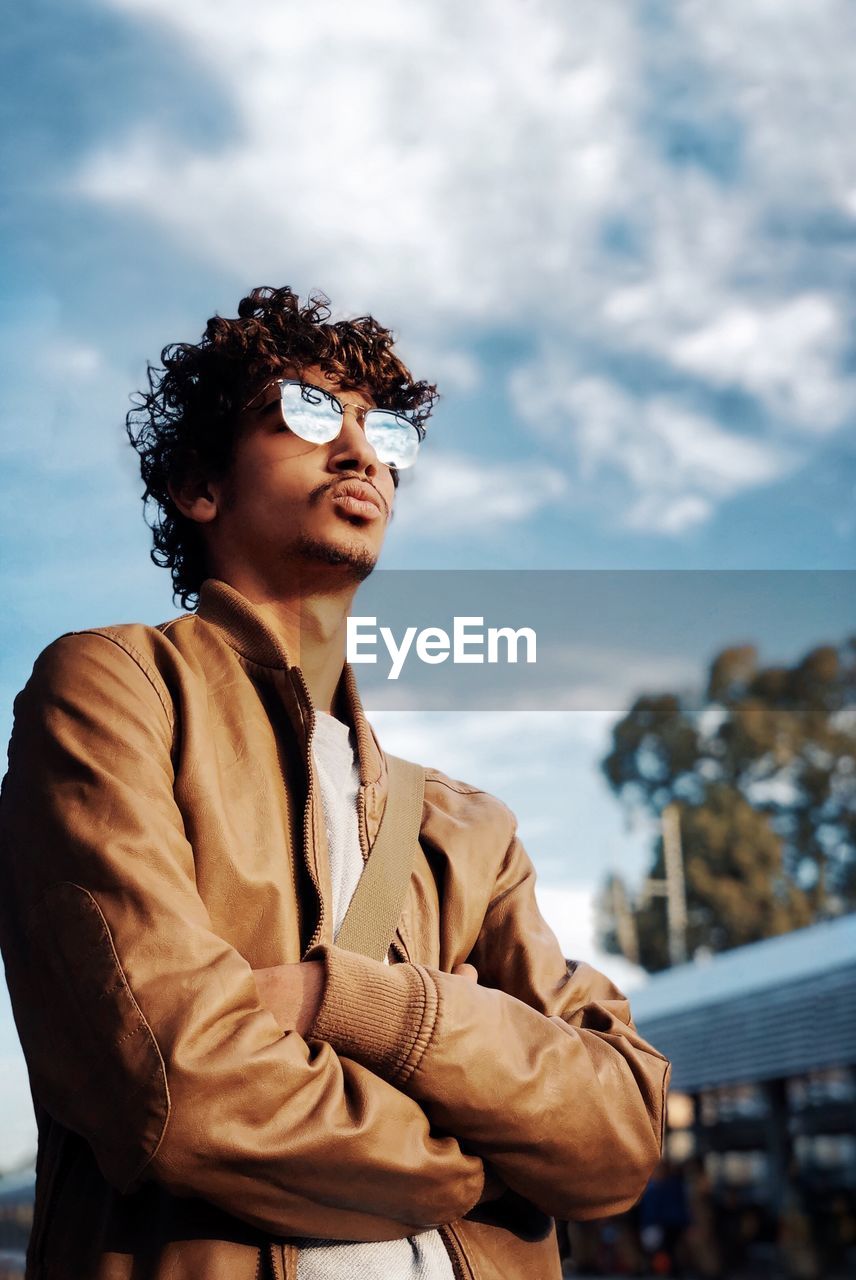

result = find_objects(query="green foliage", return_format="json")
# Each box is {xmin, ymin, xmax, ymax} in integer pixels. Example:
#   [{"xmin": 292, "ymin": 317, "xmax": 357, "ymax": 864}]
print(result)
[{"xmin": 598, "ymin": 638, "xmax": 856, "ymax": 972}]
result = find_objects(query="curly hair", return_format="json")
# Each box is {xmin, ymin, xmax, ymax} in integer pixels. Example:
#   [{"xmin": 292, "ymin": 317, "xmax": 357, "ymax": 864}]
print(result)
[{"xmin": 126, "ymin": 286, "xmax": 438, "ymax": 609}]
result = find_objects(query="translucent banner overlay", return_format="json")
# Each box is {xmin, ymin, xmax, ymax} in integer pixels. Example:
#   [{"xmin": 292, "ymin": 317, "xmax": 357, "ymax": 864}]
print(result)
[{"xmin": 310, "ymin": 570, "xmax": 856, "ymax": 711}]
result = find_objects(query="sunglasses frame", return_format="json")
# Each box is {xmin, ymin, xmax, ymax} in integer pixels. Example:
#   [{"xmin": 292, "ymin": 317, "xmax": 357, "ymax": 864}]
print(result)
[{"xmin": 241, "ymin": 377, "xmax": 426, "ymax": 469}]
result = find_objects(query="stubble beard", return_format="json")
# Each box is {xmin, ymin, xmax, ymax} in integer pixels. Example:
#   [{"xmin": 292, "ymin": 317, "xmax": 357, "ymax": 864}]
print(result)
[{"xmin": 292, "ymin": 530, "xmax": 378, "ymax": 584}]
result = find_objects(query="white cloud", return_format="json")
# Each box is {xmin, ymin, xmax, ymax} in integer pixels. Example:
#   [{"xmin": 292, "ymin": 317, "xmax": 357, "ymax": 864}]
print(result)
[
  {"xmin": 53, "ymin": 340, "xmax": 103, "ymax": 379},
  {"xmin": 0, "ymin": 983, "xmax": 36, "ymax": 1168},
  {"xmin": 399, "ymin": 347, "xmax": 482, "ymax": 396},
  {"xmin": 625, "ymin": 293, "xmax": 851, "ymax": 433},
  {"xmin": 535, "ymin": 884, "xmax": 647, "ymax": 992},
  {"xmin": 510, "ymin": 366, "xmax": 795, "ymax": 534},
  {"xmin": 688, "ymin": 0, "xmax": 856, "ymax": 210},
  {"xmin": 392, "ymin": 449, "xmax": 566, "ymax": 534},
  {"xmin": 371, "ymin": 694, "xmax": 648, "ymax": 984},
  {"xmin": 80, "ymin": 0, "xmax": 637, "ymax": 329},
  {"xmin": 628, "ymin": 495, "xmax": 714, "ymax": 537},
  {"xmin": 367, "ymin": 708, "xmax": 653, "ymax": 881},
  {"xmin": 537, "ymin": 641, "xmax": 699, "ymax": 710},
  {"xmin": 77, "ymin": 0, "xmax": 856, "ymax": 533},
  {"xmin": 0, "ymin": 301, "xmax": 122, "ymax": 470},
  {"xmin": 368, "ymin": 707, "xmax": 597, "ymax": 792}
]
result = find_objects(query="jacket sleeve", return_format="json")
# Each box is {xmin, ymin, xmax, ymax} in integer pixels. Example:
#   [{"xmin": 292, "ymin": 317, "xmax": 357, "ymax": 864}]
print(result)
[
  {"xmin": 309, "ymin": 818, "xmax": 672, "ymax": 1222},
  {"xmin": 0, "ymin": 632, "xmax": 486, "ymax": 1240}
]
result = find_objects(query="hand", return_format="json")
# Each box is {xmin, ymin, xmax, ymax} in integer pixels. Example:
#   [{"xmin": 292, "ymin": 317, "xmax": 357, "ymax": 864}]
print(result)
[
  {"xmin": 253, "ymin": 961, "xmax": 324, "ymax": 1037},
  {"xmin": 253, "ymin": 959, "xmax": 477, "ymax": 1038}
]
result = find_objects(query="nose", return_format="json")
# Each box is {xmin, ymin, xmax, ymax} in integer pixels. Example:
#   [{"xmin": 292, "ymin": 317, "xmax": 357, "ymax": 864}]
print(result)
[{"xmin": 327, "ymin": 404, "xmax": 381, "ymax": 478}]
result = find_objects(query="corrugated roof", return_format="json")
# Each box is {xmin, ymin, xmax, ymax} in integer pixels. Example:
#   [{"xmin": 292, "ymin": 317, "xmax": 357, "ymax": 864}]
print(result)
[
  {"xmin": 629, "ymin": 914, "xmax": 856, "ymax": 1091},
  {"xmin": 629, "ymin": 913, "xmax": 856, "ymax": 1022},
  {"xmin": 0, "ymin": 1165, "xmax": 35, "ymax": 1205}
]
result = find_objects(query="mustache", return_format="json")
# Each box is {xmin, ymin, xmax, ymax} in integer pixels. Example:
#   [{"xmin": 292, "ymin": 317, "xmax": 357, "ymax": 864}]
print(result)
[{"xmin": 311, "ymin": 475, "xmax": 390, "ymax": 518}]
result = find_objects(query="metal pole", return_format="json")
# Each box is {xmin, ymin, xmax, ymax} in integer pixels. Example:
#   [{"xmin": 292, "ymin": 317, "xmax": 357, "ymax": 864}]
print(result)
[
  {"xmin": 611, "ymin": 875, "xmax": 639, "ymax": 966},
  {"xmin": 662, "ymin": 803, "xmax": 688, "ymax": 966}
]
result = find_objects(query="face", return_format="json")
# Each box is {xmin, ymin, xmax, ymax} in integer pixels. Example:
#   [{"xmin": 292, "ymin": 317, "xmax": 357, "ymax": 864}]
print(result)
[{"xmin": 177, "ymin": 363, "xmax": 397, "ymax": 592}]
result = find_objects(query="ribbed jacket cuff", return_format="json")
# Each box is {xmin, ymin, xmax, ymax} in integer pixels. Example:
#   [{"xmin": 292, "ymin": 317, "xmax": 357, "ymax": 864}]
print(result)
[{"xmin": 307, "ymin": 944, "xmax": 437, "ymax": 1084}]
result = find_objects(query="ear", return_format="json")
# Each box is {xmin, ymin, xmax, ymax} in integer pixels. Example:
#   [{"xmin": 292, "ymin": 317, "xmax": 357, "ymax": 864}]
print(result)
[{"xmin": 167, "ymin": 468, "xmax": 221, "ymax": 525}]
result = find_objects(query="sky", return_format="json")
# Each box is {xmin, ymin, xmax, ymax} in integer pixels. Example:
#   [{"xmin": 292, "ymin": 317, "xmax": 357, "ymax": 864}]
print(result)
[{"xmin": 1, "ymin": 0, "xmax": 855, "ymax": 1169}]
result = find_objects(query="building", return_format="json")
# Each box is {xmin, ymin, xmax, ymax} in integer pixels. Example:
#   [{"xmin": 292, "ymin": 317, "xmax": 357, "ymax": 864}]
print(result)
[
  {"xmin": 630, "ymin": 914, "xmax": 856, "ymax": 1230},
  {"xmin": 0, "ymin": 1163, "xmax": 33, "ymax": 1278}
]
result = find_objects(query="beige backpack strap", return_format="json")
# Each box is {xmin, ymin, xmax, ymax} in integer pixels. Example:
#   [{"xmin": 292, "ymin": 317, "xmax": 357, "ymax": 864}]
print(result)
[{"xmin": 334, "ymin": 754, "xmax": 425, "ymax": 961}]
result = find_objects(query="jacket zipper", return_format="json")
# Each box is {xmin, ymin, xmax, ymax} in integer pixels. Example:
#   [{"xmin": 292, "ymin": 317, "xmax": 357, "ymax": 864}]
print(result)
[
  {"xmin": 390, "ymin": 935, "xmax": 408, "ymax": 963},
  {"xmin": 288, "ymin": 667, "xmax": 327, "ymax": 955},
  {"xmin": 256, "ymin": 1240, "xmax": 283, "ymax": 1280},
  {"xmin": 284, "ymin": 683, "xmax": 468, "ymax": 1279},
  {"xmin": 439, "ymin": 1222, "xmax": 475, "ymax": 1280}
]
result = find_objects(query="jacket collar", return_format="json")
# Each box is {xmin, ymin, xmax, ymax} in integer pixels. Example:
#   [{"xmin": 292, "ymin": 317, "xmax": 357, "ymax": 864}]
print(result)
[
  {"xmin": 196, "ymin": 577, "xmax": 291, "ymax": 669},
  {"xmin": 195, "ymin": 577, "xmax": 385, "ymax": 788}
]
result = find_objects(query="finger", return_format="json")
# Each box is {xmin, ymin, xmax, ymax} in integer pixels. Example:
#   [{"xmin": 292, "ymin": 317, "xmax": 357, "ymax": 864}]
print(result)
[{"xmin": 453, "ymin": 962, "xmax": 479, "ymax": 983}]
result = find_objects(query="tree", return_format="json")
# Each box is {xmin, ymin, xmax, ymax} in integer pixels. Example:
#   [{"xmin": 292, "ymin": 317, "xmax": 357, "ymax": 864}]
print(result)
[{"xmin": 597, "ymin": 638, "xmax": 856, "ymax": 972}]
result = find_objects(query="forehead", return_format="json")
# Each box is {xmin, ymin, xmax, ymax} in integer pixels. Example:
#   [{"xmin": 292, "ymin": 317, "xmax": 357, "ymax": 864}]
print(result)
[{"xmin": 275, "ymin": 360, "xmax": 377, "ymax": 409}]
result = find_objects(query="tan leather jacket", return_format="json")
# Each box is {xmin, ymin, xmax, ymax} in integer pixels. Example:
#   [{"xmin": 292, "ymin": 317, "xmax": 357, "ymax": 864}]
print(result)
[{"xmin": 0, "ymin": 578, "xmax": 670, "ymax": 1280}]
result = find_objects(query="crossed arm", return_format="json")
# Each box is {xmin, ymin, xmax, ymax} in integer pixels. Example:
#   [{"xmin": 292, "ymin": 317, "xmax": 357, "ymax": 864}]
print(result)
[
  {"xmin": 252, "ymin": 960, "xmax": 479, "ymax": 1038},
  {"xmin": 0, "ymin": 632, "xmax": 669, "ymax": 1241}
]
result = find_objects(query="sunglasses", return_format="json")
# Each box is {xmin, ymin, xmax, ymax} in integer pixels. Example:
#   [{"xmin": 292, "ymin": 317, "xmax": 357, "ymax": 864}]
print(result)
[{"xmin": 244, "ymin": 378, "xmax": 425, "ymax": 470}]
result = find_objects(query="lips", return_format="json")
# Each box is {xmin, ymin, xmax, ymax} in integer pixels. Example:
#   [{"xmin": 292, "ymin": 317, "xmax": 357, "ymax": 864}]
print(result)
[{"xmin": 328, "ymin": 480, "xmax": 385, "ymax": 519}]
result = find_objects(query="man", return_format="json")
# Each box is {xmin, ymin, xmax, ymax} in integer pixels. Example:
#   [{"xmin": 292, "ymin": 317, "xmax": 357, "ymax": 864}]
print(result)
[{"xmin": 0, "ymin": 286, "xmax": 670, "ymax": 1280}]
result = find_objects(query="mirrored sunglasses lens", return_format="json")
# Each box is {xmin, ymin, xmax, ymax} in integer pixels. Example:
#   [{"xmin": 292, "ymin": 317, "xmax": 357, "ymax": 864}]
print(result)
[
  {"xmin": 280, "ymin": 383, "xmax": 342, "ymax": 443},
  {"xmin": 365, "ymin": 413, "xmax": 421, "ymax": 469}
]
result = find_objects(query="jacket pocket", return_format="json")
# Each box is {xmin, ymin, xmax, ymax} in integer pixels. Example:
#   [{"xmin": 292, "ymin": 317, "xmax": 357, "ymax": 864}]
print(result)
[{"xmin": 22, "ymin": 881, "xmax": 170, "ymax": 1193}]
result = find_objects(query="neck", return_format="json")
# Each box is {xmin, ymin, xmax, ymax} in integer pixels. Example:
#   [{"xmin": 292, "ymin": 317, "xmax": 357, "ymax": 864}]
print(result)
[{"xmin": 211, "ymin": 567, "xmax": 358, "ymax": 715}]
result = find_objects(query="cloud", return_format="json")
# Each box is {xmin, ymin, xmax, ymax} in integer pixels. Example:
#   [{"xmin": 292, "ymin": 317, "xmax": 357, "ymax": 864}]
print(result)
[
  {"xmin": 80, "ymin": 0, "xmax": 636, "ymax": 328},
  {"xmin": 70, "ymin": 0, "xmax": 856, "ymax": 536},
  {"xmin": 367, "ymin": 707, "xmax": 653, "ymax": 883},
  {"xmin": 537, "ymin": 640, "xmax": 700, "ymax": 710},
  {"xmin": 668, "ymin": 295, "xmax": 848, "ymax": 431},
  {"xmin": 535, "ymin": 884, "xmax": 646, "ymax": 992},
  {"xmin": 0, "ymin": 985, "xmax": 37, "ymax": 1168},
  {"xmin": 0, "ymin": 299, "xmax": 125, "ymax": 471},
  {"xmin": 510, "ymin": 367, "xmax": 795, "ymax": 534},
  {"xmin": 392, "ymin": 449, "xmax": 566, "ymax": 534},
  {"xmin": 368, "ymin": 708, "xmax": 597, "ymax": 793},
  {"xmin": 361, "ymin": 707, "xmax": 649, "ymax": 987},
  {"xmin": 607, "ymin": 289, "xmax": 852, "ymax": 434}
]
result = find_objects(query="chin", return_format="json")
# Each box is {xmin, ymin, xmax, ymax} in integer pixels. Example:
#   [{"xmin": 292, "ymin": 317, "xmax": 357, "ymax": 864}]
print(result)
[{"xmin": 295, "ymin": 531, "xmax": 380, "ymax": 581}]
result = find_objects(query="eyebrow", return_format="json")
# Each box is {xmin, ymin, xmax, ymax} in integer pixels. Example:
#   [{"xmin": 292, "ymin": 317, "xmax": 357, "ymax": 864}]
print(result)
[
  {"xmin": 253, "ymin": 377, "xmax": 379, "ymax": 413},
  {"xmin": 318, "ymin": 381, "xmax": 378, "ymax": 412}
]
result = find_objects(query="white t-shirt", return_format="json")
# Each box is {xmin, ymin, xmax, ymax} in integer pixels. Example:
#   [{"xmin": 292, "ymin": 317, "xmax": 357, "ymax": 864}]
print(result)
[{"xmin": 296, "ymin": 711, "xmax": 455, "ymax": 1280}]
